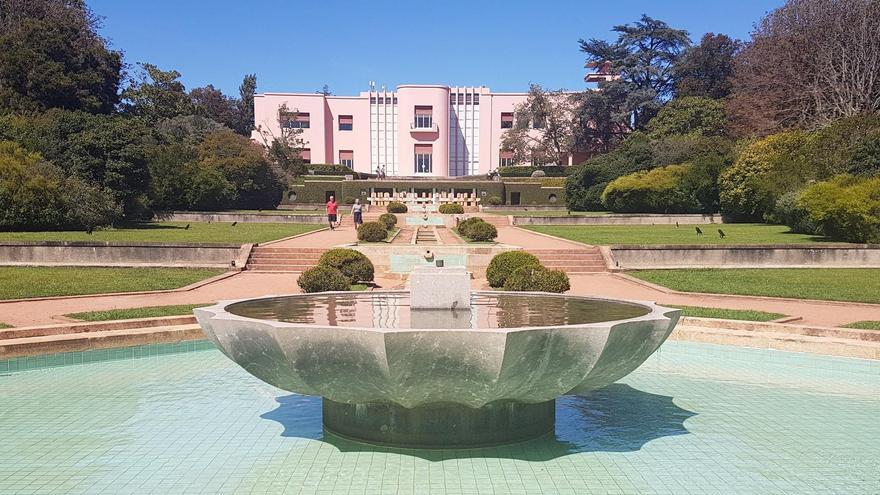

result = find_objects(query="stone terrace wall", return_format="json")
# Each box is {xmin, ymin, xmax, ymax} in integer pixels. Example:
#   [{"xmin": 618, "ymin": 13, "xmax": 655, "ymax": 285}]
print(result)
[
  {"xmin": 0, "ymin": 241, "xmax": 247, "ymax": 268},
  {"xmin": 513, "ymin": 214, "xmax": 722, "ymax": 226},
  {"xmin": 609, "ymin": 244, "xmax": 880, "ymax": 269},
  {"xmin": 160, "ymin": 212, "xmax": 325, "ymax": 224}
]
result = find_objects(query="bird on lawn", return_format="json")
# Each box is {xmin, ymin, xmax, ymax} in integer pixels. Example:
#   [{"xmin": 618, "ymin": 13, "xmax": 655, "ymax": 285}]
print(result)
[
  {"xmin": 86, "ymin": 227, "xmax": 93, "ymax": 235},
  {"xmin": 675, "ymin": 221, "xmax": 679, "ymax": 228},
  {"xmin": 695, "ymin": 227, "xmax": 703, "ymax": 235},
  {"xmin": 718, "ymin": 229, "xmax": 726, "ymax": 239},
  {"xmin": 184, "ymin": 224, "xmax": 190, "ymax": 230},
  {"xmin": 231, "ymin": 221, "xmax": 238, "ymax": 227}
]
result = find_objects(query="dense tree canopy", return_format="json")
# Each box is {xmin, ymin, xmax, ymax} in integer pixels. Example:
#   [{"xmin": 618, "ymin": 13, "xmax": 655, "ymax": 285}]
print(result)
[
  {"xmin": 0, "ymin": 0, "xmax": 123, "ymax": 114},
  {"xmin": 673, "ymin": 33, "xmax": 740, "ymax": 99},
  {"xmin": 728, "ymin": 0, "xmax": 880, "ymax": 135}
]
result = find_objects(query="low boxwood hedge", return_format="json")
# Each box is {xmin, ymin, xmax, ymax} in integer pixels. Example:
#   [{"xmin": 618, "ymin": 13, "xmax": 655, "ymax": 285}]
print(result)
[
  {"xmin": 297, "ymin": 265, "xmax": 350, "ymax": 293},
  {"xmin": 318, "ymin": 248, "xmax": 374, "ymax": 283},
  {"xmin": 439, "ymin": 203, "xmax": 464, "ymax": 214},
  {"xmin": 486, "ymin": 251, "xmax": 541, "ymax": 288},
  {"xmin": 378, "ymin": 212, "xmax": 398, "ymax": 229},
  {"xmin": 502, "ymin": 265, "xmax": 570, "ymax": 293},
  {"xmin": 387, "ymin": 201, "xmax": 408, "ymax": 213},
  {"xmin": 357, "ymin": 221, "xmax": 387, "ymax": 242}
]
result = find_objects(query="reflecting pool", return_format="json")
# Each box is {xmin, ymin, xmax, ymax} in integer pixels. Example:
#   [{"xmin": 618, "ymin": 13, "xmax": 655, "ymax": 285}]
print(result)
[{"xmin": 1, "ymin": 341, "xmax": 878, "ymax": 494}]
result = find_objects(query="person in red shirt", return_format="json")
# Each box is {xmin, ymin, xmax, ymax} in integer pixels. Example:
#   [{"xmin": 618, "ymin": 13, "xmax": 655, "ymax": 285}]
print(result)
[{"xmin": 326, "ymin": 196, "xmax": 339, "ymax": 230}]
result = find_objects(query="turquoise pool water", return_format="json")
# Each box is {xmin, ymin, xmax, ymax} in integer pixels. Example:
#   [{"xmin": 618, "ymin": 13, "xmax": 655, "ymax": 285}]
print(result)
[
  {"xmin": 390, "ymin": 254, "xmax": 467, "ymax": 273},
  {"xmin": 404, "ymin": 215, "xmax": 444, "ymax": 225},
  {"xmin": 1, "ymin": 341, "xmax": 878, "ymax": 494}
]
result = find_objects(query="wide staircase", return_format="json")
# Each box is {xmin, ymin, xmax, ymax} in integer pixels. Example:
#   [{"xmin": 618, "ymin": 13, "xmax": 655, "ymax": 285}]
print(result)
[
  {"xmin": 529, "ymin": 247, "xmax": 608, "ymax": 273},
  {"xmin": 475, "ymin": 215, "xmax": 511, "ymax": 227},
  {"xmin": 246, "ymin": 246, "xmax": 324, "ymax": 272}
]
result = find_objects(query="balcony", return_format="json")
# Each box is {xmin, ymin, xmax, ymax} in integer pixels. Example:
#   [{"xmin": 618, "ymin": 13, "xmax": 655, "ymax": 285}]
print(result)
[{"xmin": 410, "ymin": 122, "xmax": 439, "ymax": 133}]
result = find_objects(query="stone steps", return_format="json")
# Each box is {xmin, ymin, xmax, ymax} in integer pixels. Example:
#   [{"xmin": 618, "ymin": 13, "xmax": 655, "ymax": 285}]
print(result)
[
  {"xmin": 0, "ymin": 315, "xmax": 197, "ymax": 340},
  {"xmin": 0, "ymin": 324, "xmax": 204, "ymax": 359},
  {"xmin": 529, "ymin": 247, "xmax": 608, "ymax": 273},
  {"xmin": 246, "ymin": 246, "xmax": 326, "ymax": 272}
]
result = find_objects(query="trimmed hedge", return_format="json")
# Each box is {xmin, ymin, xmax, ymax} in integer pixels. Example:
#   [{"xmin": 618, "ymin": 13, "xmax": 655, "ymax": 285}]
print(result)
[
  {"xmin": 486, "ymin": 251, "xmax": 541, "ymax": 288},
  {"xmin": 297, "ymin": 266, "xmax": 350, "ymax": 293},
  {"xmin": 484, "ymin": 196, "xmax": 503, "ymax": 206},
  {"xmin": 601, "ymin": 164, "xmax": 701, "ymax": 213},
  {"xmin": 357, "ymin": 221, "xmax": 387, "ymax": 242},
  {"xmin": 438, "ymin": 203, "xmax": 464, "ymax": 214},
  {"xmin": 387, "ymin": 201, "xmax": 407, "ymax": 213},
  {"xmin": 797, "ymin": 175, "xmax": 880, "ymax": 243},
  {"xmin": 466, "ymin": 221, "xmax": 497, "ymax": 242},
  {"xmin": 499, "ymin": 165, "xmax": 571, "ymax": 177},
  {"xmin": 307, "ymin": 164, "xmax": 365, "ymax": 177},
  {"xmin": 318, "ymin": 248, "xmax": 374, "ymax": 284},
  {"xmin": 456, "ymin": 217, "xmax": 483, "ymax": 238},
  {"xmin": 502, "ymin": 265, "xmax": 570, "ymax": 293},
  {"xmin": 378, "ymin": 212, "xmax": 397, "ymax": 229}
]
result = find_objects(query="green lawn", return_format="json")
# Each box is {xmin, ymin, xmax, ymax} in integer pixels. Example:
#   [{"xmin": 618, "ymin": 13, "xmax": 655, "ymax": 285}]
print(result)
[
  {"xmin": 488, "ymin": 210, "xmax": 609, "ymax": 217},
  {"xmin": 66, "ymin": 303, "xmax": 212, "ymax": 322},
  {"xmin": 842, "ymin": 321, "xmax": 880, "ymax": 330},
  {"xmin": 0, "ymin": 322, "xmax": 12, "ymax": 329},
  {"xmin": 524, "ymin": 223, "xmax": 828, "ymax": 245},
  {"xmin": 0, "ymin": 222, "xmax": 323, "ymax": 244},
  {"xmin": 632, "ymin": 268, "xmax": 880, "ymax": 304},
  {"xmin": 230, "ymin": 210, "xmax": 326, "ymax": 216},
  {"xmin": 670, "ymin": 305, "xmax": 785, "ymax": 321},
  {"xmin": 0, "ymin": 267, "xmax": 226, "ymax": 300}
]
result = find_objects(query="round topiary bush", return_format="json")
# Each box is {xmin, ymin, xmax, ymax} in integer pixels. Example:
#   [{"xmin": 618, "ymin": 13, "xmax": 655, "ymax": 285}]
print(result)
[
  {"xmin": 357, "ymin": 221, "xmax": 387, "ymax": 242},
  {"xmin": 486, "ymin": 251, "xmax": 541, "ymax": 288},
  {"xmin": 503, "ymin": 265, "xmax": 552, "ymax": 292},
  {"xmin": 297, "ymin": 265, "xmax": 350, "ymax": 293},
  {"xmin": 318, "ymin": 248, "xmax": 374, "ymax": 284},
  {"xmin": 378, "ymin": 212, "xmax": 398, "ymax": 229},
  {"xmin": 456, "ymin": 217, "xmax": 483, "ymax": 238},
  {"xmin": 464, "ymin": 221, "xmax": 497, "ymax": 242},
  {"xmin": 538, "ymin": 269, "xmax": 570, "ymax": 293},
  {"xmin": 530, "ymin": 169, "xmax": 547, "ymax": 178},
  {"xmin": 387, "ymin": 201, "xmax": 408, "ymax": 213},
  {"xmin": 484, "ymin": 196, "xmax": 503, "ymax": 206},
  {"xmin": 438, "ymin": 203, "xmax": 464, "ymax": 214}
]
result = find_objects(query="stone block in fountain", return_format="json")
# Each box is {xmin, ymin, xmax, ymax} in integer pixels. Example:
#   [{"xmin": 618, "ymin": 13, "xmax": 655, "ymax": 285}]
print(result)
[{"xmin": 194, "ymin": 267, "xmax": 680, "ymax": 448}]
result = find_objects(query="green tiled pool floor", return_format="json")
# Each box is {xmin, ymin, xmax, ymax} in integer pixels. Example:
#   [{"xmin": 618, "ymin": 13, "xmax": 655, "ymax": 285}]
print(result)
[{"xmin": 1, "ymin": 341, "xmax": 878, "ymax": 494}]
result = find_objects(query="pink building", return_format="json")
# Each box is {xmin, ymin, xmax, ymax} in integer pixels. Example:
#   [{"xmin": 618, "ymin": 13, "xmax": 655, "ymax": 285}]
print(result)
[{"xmin": 253, "ymin": 84, "xmax": 575, "ymax": 178}]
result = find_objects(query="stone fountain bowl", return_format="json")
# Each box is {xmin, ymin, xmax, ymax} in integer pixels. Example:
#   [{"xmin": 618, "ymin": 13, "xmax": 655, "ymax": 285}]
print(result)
[{"xmin": 195, "ymin": 291, "xmax": 679, "ymax": 447}]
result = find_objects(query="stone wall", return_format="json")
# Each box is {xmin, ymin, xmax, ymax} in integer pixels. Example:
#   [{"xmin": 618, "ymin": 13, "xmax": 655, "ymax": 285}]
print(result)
[
  {"xmin": 0, "ymin": 241, "xmax": 247, "ymax": 268},
  {"xmin": 159, "ymin": 211, "xmax": 325, "ymax": 224},
  {"xmin": 609, "ymin": 244, "xmax": 880, "ymax": 269},
  {"xmin": 513, "ymin": 213, "xmax": 722, "ymax": 226}
]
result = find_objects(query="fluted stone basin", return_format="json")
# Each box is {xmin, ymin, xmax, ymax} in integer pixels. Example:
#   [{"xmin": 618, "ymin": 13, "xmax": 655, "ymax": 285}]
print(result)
[{"xmin": 194, "ymin": 291, "xmax": 680, "ymax": 448}]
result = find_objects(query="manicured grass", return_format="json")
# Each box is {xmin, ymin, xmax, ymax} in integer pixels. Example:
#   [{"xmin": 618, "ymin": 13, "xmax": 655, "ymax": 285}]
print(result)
[
  {"xmin": 0, "ymin": 267, "xmax": 226, "ymax": 300},
  {"xmin": 841, "ymin": 321, "xmax": 880, "ymax": 330},
  {"xmin": 524, "ymin": 223, "xmax": 829, "ymax": 245},
  {"xmin": 0, "ymin": 322, "xmax": 12, "ymax": 329},
  {"xmin": 632, "ymin": 268, "xmax": 880, "ymax": 304},
  {"xmin": 487, "ymin": 210, "xmax": 609, "ymax": 217},
  {"xmin": 670, "ymin": 305, "xmax": 785, "ymax": 322},
  {"xmin": 66, "ymin": 303, "xmax": 212, "ymax": 322},
  {"xmin": 0, "ymin": 222, "xmax": 323, "ymax": 244},
  {"xmin": 350, "ymin": 284, "xmax": 369, "ymax": 292}
]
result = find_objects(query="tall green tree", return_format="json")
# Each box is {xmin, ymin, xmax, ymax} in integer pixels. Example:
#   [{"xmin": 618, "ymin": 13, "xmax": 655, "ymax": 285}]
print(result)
[
  {"xmin": 673, "ymin": 33, "xmax": 740, "ymax": 99},
  {"xmin": 579, "ymin": 15, "xmax": 691, "ymax": 130},
  {"xmin": 0, "ymin": 0, "xmax": 122, "ymax": 114},
  {"xmin": 121, "ymin": 63, "xmax": 194, "ymax": 121},
  {"xmin": 238, "ymin": 74, "xmax": 257, "ymax": 135}
]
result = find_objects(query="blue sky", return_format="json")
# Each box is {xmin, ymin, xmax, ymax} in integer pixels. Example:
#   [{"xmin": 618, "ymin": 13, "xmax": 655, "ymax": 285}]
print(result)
[{"xmin": 89, "ymin": 0, "xmax": 783, "ymax": 97}]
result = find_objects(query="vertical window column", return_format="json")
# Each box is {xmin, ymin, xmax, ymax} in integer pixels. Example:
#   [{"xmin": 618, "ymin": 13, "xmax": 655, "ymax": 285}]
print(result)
[{"xmin": 414, "ymin": 144, "xmax": 433, "ymax": 174}]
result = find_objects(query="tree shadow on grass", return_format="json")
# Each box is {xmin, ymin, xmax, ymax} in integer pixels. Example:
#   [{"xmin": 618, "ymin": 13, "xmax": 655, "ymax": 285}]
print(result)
[{"xmin": 260, "ymin": 383, "xmax": 696, "ymax": 461}]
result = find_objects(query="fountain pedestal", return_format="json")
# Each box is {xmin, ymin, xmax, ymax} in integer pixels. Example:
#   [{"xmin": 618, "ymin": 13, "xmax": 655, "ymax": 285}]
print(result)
[{"xmin": 322, "ymin": 399, "xmax": 555, "ymax": 448}]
